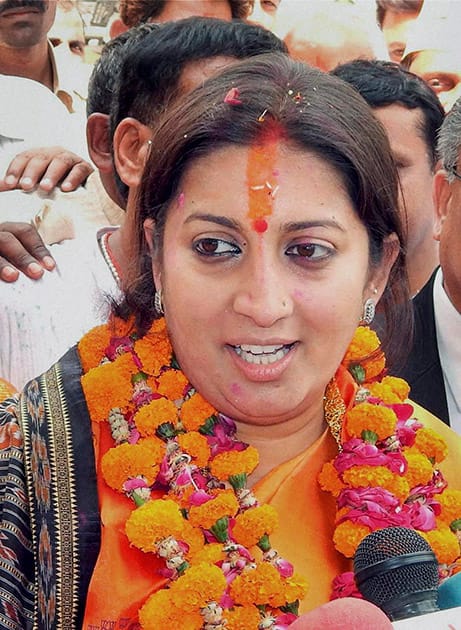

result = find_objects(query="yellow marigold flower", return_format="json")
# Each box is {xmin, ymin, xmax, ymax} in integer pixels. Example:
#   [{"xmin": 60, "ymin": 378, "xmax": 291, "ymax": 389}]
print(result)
[
  {"xmin": 318, "ymin": 460, "xmax": 345, "ymax": 497},
  {"xmin": 134, "ymin": 334, "xmax": 172, "ymax": 377},
  {"xmin": 366, "ymin": 382, "xmax": 400, "ymax": 404},
  {"xmin": 158, "ymin": 369, "xmax": 189, "ymax": 400},
  {"xmin": 180, "ymin": 393, "xmax": 216, "ymax": 431},
  {"xmin": 125, "ymin": 498, "xmax": 186, "ymax": 552},
  {"xmin": 78, "ymin": 324, "xmax": 111, "ymax": 372},
  {"xmin": 188, "ymin": 489, "xmax": 239, "ymax": 529},
  {"xmin": 380, "ymin": 376, "xmax": 410, "ymax": 401},
  {"xmin": 224, "ymin": 606, "xmax": 261, "ymax": 630},
  {"xmin": 139, "ymin": 589, "xmax": 202, "ymax": 630},
  {"xmin": 404, "ymin": 452, "xmax": 434, "ymax": 489},
  {"xmin": 333, "ymin": 521, "xmax": 371, "ymax": 558},
  {"xmin": 82, "ymin": 353, "xmax": 136, "ymax": 422},
  {"xmin": 232, "ymin": 505, "xmax": 279, "ymax": 548},
  {"xmin": 230, "ymin": 562, "xmax": 285, "ymax": 607},
  {"xmin": 134, "ymin": 397, "xmax": 178, "ymax": 436},
  {"xmin": 438, "ymin": 490, "xmax": 461, "ymax": 526},
  {"xmin": 210, "ymin": 446, "xmax": 259, "ymax": 480},
  {"xmin": 342, "ymin": 326, "xmax": 386, "ymax": 380},
  {"xmin": 421, "ymin": 525, "xmax": 461, "ymax": 565},
  {"xmin": 189, "ymin": 542, "xmax": 225, "ymax": 565},
  {"xmin": 284, "ymin": 572, "xmax": 309, "ymax": 603},
  {"xmin": 177, "ymin": 432, "xmax": 211, "ymax": 468},
  {"xmin": 342, "ymin": 465, "xmax": 409, "ymax": 501},
  {"xmin": 101, "ymin": 438, "xmax": 163, "ymax": 491},
  {"xmin": 345, "ymin": 403, "xmax": 397, "ymax": 441},
  {"xmin": 170, "ymin": 563, "xmax": 227, "ymax": 613},
  {"xmin": 414, "ymin": 428, "xmax": 448, "ymax": 463}
]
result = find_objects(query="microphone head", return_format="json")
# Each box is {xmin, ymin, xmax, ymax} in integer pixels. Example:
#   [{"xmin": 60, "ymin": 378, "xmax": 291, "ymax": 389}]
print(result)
[{"xmin": 353, "ymin": 527, "xmax": 439, "ymax": 620}]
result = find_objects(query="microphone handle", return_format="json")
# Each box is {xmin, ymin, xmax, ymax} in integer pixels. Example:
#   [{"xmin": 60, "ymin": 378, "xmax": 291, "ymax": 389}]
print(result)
[{"xmin": 384, "ymin": 590, "xmax": 439, "ymax": 621}]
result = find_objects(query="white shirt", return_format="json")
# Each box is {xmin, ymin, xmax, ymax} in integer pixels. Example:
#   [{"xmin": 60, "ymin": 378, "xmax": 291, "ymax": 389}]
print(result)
[
  {"xmin": 434, "ymin": 267, "xmax": 461, "ymax": 432},
  {"xmin": 0, "ymin": 228, "xmax": 121, "ymax": 390}
]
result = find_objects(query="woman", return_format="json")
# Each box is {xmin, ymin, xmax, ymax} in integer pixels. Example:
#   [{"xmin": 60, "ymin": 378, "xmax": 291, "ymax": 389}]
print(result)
[{"xmin": 1, "ymin": 53, "xmax": 460, "ymax": 629}]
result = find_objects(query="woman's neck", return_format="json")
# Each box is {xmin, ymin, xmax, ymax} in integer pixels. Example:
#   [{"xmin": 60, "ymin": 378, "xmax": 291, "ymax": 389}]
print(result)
[{"xmin": 234, "ymin": 403, "xmax": 327, "ymax": 486}]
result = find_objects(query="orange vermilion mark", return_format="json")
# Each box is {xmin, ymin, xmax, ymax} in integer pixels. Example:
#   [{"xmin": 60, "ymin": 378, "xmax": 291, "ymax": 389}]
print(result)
[{"xmin": 247, "ymin": 139, "xmax": 279, "ymax": 232}]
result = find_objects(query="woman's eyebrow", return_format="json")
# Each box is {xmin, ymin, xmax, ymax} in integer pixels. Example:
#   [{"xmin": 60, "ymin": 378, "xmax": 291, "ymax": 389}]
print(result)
[
  {"xmin": 184, "ymin": 213, "xmax": 241, "ymax": 230},
  {"xmin": 282, "ymin": 219, "xmax": 346, "ymax": 233}
]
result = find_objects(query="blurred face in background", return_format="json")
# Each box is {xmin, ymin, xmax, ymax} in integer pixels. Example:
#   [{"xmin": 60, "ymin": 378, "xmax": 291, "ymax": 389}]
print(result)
[
  {"xmin": 248, "ymin": 0, "xmax": 280, "ymax": 30},
  {"xmin": 408, "ymin": 50, "xmax": 461, "ymax": 113},
  {"xmin": 0, "ymin": 0, "xmax": 55, "ymax": 48},
  {"xmin": 381, "ymin": 8, "xmax": 420, "ymax": 62}
]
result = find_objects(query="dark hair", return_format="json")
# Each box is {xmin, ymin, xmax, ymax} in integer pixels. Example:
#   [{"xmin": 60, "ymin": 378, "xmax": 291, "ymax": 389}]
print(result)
[
  {"xmin": 86, "ymin": 22, "xmax": 159, "ymax": 117},
  {"xmin": 119, "ymin": 0, "xmax": 250, "ymax": 26},
  {"xmin": 332, "ymin": 59, "xmax": 445, "ymax": 168},
  {"xmin": 118, "ymin": 52, "xmax": 411, "ymax": 368},
  {"xmin": 376, "ymin": 0, "xmax": 423, "ymax": 28},
  {"xmin": 111, "ymin": 16, "xmax": 287, "ymax": 200}
]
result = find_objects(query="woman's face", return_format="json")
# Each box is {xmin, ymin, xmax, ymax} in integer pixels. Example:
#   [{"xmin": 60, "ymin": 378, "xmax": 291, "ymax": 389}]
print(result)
[{"xmin": 148, "ymin": 143, "xmax": 388, "ymax": 428}]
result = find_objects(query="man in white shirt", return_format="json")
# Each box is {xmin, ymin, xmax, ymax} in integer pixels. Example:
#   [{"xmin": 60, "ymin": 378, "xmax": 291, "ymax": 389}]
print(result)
[{"xmin": 398, "ymin": 97, "xmax": 461, "ymax": 431}]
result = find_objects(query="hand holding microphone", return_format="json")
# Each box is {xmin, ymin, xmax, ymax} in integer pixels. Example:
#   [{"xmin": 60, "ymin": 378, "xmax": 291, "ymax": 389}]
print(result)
[{"xmin": 289, "ymin": 597, "xmax": 393, "ymax": 629}]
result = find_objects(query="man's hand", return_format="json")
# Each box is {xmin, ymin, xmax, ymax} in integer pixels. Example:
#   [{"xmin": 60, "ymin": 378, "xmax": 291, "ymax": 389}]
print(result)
[
  {"xmin": 0, "ymin": 222, "xmax": 55, "ymax": 282},
  {"xmin": 0, "ymin": 147, "xmax": 94, "ymax": 193}
]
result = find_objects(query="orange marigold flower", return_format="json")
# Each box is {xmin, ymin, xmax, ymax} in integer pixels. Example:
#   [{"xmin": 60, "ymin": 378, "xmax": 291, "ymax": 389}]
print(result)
[
  {"xmin": 101, "ymin": 439, "xmax": 163, "ymax": 491},
  {"xmin": 78, "ymin": 324, "xmax": 111, "ymax": 372},
  {"xmin": 139, "ymin": 589, "xmax": 202, "ymax": 629},
  {"xmin": 210, "ymin": 446, "xmax": 259, "ymax": 480},
  {"xmin": 134, "ymin": 397, "xmax": 178, "ymax": 436},
  {"xmin": 82, "ymin": 354, "xmax": 136, "ymax": 422},
  {"xmin": 188, "ymin": 489, "xmax": 239, "ymax": 529},
  {"xmin": 421, "ymin": 525, "xmax": 461, "ymax": 565},
  {"xmin": 109, "ymin": 314, "xmax": 136, "ymax": 338},
  {"xmin": 125, "ymin": 498, "xmax": 186, "ymax": 552},
  {"xmin": 318, "ymin": 460, "xmax": 345, "ymax": 497},
  {"xmin": 438, "ymin": 490, "xmax": 461, "ymax": 526},
  {"xmin": 189, "ymin": 542, "xmax": 225, "ymax": 565},
  {"xmin": 158, "ymin": 369, "xmax": 189, "ymax": 400},
  {"xmin": 333, "ymin": 521, "xmax": 371, "ymax": 558},
  {"xmin": 134, "ymin": 334, "xmax": 173, "ymax": 377},
  {"xmin": 342, "ymin": 326, "xmax": 386, "ymax": 380},
  {"xmin": 342, "ymin": 465, "xmax": 409, "ymax": 501},
  {"xmin": 232, "ymin": 505, "xmax": 279, "ymax": 548},
  {"xmin": 180, "ymin": 392, "xmax": 216, "ymax": 431},
  {"xmin": 414, "ymin": 428, "xmax": 448, "ymax": 463},
  {"xmin": 230, "ymin": 562, "xmax": 285, "ymax": 607},
  {"xmin": 380, "ymin": 376, "xmax": 410, "ymax": 401},
  {"xmin": 181, "ymin": 519, "xmax": 206, "ymax": 557},
  {"xmin": 344, "ymin": 403, "xmax": 397, "ymax": 441},
  {"xmin": 224, "ymin": 606, "xmax": 261, "ymax": 630},
  {"xmin": 170, "ymin": 563, "xmax": 227, "ymax": 613},
  {"xmin": 177, "ymin": 432, "xmax": 211, "ymax": 468},
  {"xmin": 404, "ymin": 452, "xmax": 434, "ymax": 489}
]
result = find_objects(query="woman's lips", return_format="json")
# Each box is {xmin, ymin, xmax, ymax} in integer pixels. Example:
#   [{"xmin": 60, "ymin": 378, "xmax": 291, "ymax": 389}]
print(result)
[{"xmin": 227, "ymin": 342, "xmax": 297, "ymax": 381}]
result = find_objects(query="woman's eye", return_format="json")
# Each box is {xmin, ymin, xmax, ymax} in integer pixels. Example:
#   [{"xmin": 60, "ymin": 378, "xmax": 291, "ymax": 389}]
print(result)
[
  {"xmin": 286, "ymin": 242, "xmax": 332, "ymax": 261},
  {"xmin": 194, "ymin": 238, "xmax": 241, "ymax": 257}
]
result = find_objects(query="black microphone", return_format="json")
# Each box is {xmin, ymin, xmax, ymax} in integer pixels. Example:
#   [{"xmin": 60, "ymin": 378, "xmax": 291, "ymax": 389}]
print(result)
[{"xmin": 353, "ymin": 527, "xmax": 440, "ymax": 621}]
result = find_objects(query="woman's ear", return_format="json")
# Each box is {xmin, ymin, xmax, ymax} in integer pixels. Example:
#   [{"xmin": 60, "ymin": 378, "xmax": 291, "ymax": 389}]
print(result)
[
  {"xmin": 113, "ymin": 118, "xmax": 152, "ymax": 189},
  {"xmin": 144, "ymin": 218, "xmax": 162, "ymax": 290},
  {"xmin": 367, "ymin": 233, "xmax": 400, "ymax": 302},
  {"xmin": 86, "ymin": 113, "xmax": 112, "ymax": 172}
]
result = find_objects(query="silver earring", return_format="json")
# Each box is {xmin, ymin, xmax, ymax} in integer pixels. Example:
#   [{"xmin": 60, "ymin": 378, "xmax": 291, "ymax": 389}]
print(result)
[
  {"xmin": 154, "ymin": 289, "xmax": 164, "ymax": 315},
  {"xmin": 360, "ymin": 298, "xmax": 375, "ymax": 325}
]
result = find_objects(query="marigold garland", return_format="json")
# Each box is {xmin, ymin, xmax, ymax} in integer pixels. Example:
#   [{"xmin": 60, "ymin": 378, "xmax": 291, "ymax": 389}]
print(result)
[
  {"xmin": 78, "ymin": 320, "xmax": 461, "ymax": 627},
  {"xmin": 321, "ymin": 325, "xmax": 461, "ymax": 599}
]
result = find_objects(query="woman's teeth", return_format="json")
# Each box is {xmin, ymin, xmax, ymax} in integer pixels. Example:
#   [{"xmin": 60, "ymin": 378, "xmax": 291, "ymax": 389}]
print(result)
[{"xmin": 233, "ymin": 344, "xmax": 291, "ymax": 365}]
